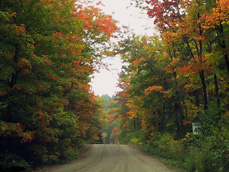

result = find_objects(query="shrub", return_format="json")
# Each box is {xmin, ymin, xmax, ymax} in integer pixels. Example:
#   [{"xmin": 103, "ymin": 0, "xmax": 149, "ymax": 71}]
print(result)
[
  {"xmin": 144, "ymin": 127, "xmax": 228, "ymax": 172},
  {"xmin": 145, "ymin": 133, "xmax": 186, "ymax": 161},
  {"xmin": 0, "ymin": 153, "xmax": 31, "ymax": 172},
  {"xmin": 184, "ymin": 136, "xmax": 228, "ymax": 172}
]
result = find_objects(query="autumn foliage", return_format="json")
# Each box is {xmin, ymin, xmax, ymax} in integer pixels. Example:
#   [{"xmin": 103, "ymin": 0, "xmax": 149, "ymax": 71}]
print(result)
[
  {"xmin": 0, "ymin": 0, "xmax": 117, "ymax": 170},
  {"xmin": 115, "ymin": 0, "xmax": 228, "ymax": 171}
]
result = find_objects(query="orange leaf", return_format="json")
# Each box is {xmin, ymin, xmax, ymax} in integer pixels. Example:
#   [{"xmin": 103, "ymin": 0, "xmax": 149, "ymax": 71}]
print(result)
[{"xmin": 144, "ymin": 85, "xmax": 164, "ymax": 95}]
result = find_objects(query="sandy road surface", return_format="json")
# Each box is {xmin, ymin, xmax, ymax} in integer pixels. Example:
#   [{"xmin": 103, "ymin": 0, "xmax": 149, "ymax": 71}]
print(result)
[{"xmin": 37, "ymin": 144, "xmax": 176, "ymax": 172}]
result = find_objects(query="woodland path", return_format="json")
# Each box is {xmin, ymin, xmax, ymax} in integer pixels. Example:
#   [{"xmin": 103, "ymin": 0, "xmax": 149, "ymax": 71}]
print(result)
[{"xmin": 34, "ymin": 144, "xmax": 178, "ymax": 172}]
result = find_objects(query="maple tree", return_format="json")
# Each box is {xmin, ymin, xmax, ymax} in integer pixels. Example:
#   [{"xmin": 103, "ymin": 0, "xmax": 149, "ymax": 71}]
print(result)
[
  {"xmin": 117, "ymin": 35, "xmax": 186, "ymax": 139},
  {"xmin": 0, "ymin": 0, "xmax": 118, "ymax": 170},
  {"xmin": 114, "ymin": 0, "xmax": 228, "ymax": 171},
  {"xmin": 0, "ymin": 0, "xmax": 228, "ymax": 171},
  {"xmin": 116, "ymin": 32, "xmax": 228, "ymax": 171}
]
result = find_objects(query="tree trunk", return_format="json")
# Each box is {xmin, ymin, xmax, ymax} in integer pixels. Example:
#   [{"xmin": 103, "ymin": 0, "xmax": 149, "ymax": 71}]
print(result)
[
  {"xmin": 199, "ymin": 70, "xmax": 208, "ymax": 110},
  {"xmin": 195, "ymin": 90, "xmax": 200, "ymax": 107},
  {"xmin": 219, "ymin": 23, "xmax": 229, "ymax": 74},
  {"xmin": 214, "ymin": 74, "xmax": 220, "ymax": 108},
  {"xmin": 198, "ymin": 13, "xmax": 208, "ymax": 110}
]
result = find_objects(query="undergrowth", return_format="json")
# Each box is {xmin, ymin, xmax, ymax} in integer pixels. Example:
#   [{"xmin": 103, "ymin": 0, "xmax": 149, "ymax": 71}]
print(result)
[{"xmin": 137, "ymin": 110, "xmax": 229, "ymax": 172}]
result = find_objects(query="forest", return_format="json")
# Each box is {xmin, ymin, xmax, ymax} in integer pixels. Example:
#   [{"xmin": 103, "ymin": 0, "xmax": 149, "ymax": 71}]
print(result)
[
  {"xmin": 0, "ymin": 0, "xmax": 117, "ymax": 171},
  {"xmin": 0, "ymin": 0, "xmax": 228, "ymax": 171},
  {"xmin": 112, "ymin": 0, "xmax": 229, "ymax": 171}
]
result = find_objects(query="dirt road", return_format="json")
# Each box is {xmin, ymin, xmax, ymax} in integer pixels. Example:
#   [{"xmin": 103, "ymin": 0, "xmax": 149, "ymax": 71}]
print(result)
[{"xmin": 37, "ymin": 144, "xmax": 177, "ymax": 172}]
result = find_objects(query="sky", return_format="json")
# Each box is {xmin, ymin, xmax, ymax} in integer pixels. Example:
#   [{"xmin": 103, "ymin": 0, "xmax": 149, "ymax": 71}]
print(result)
[{"xmin": 89, "ymin": 0, "xmax": 156, "ymax": 97}]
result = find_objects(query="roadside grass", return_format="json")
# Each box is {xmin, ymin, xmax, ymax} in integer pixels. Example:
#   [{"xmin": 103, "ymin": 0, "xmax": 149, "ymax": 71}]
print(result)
[
  {"xmin": 136, "ymin": 145, "xmax": 186, "ymax": 172},
  {"xmin": 136, "ymin": 132, "xmax": 228, "ymax": 172}
]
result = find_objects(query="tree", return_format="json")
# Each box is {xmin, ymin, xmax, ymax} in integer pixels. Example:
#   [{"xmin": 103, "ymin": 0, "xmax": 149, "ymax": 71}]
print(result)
[
  {"xmin": 0, "ymin": 0, "xmax": 118, "ymax": 170},
  {"xmin": 114, "ymin": 1, "xmax": 228, "ymax": 171}
]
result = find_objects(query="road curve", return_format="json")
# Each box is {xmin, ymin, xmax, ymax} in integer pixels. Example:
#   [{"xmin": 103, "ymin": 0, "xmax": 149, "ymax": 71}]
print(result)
[{"xmin": 39, "ymin": 144, "xmax": 176, "ymax": 172}]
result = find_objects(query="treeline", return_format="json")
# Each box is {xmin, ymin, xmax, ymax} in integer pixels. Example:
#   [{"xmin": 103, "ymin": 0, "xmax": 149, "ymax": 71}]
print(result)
[
  {"xmin": 0, "ymin": 0, "xmax": 117, "ymax": 171},
  {"xmin": 114, "ymin": 0, "xmax": 228, "ymax": 171},
  {"xmin": 100, "ymin": 95, "xmax": 118, "ymax": 144}
]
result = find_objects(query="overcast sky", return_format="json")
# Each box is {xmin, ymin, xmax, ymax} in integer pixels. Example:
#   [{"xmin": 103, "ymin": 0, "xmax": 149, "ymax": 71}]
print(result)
[{"xmin": 90, "ymin": 0, "xmax": 156, "ymax": 97}]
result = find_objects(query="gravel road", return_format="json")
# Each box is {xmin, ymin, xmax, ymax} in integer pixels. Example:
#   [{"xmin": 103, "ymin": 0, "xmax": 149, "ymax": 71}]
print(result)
[{"xmin": 36, "ymin": 144, "xmax": 177, "ymax": 172}]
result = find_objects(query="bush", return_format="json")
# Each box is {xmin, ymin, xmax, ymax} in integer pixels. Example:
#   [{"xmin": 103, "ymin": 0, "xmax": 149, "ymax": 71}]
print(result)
[
  {"xmin": 0, "ymin": 153, "xmax": 31, "ymax": 172},
  {"xmin": 145, "ymin": 133, "xmax": 186, "ymax": 161},
  {"xmin": 129, "ymin": 130, "xmax": 145, "ymax": 146},
  {"xmin": 184, "ymin": 135, "xmax": 228, "ymax": 172},
  {"xmin": 130, "ymin": 137, "xmax": 143, "ymax": 146},
  {"xmin": 144, "ymin": 128, "xmax": 228, "ymax": 172}
]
